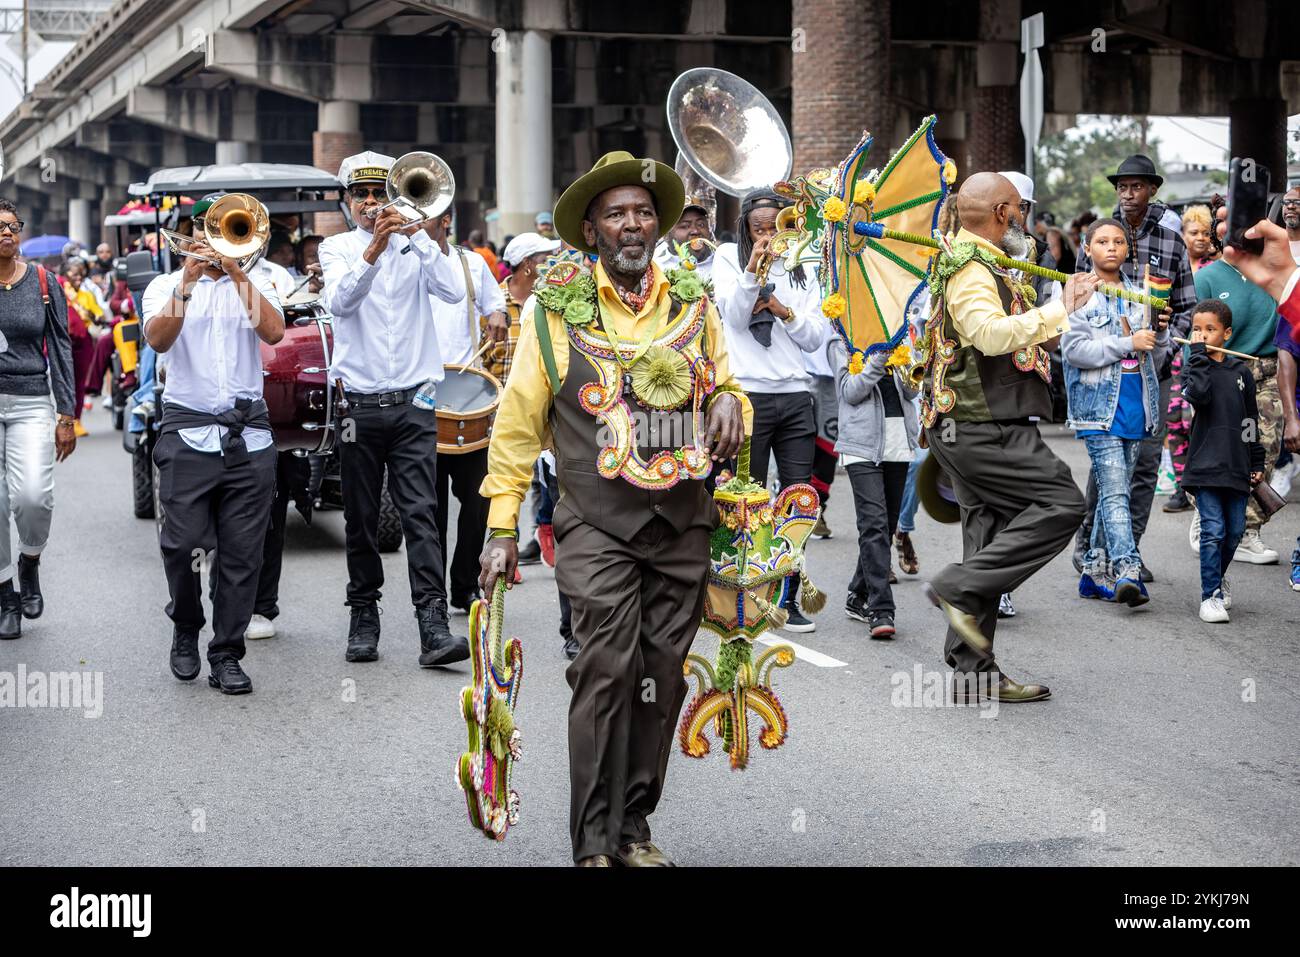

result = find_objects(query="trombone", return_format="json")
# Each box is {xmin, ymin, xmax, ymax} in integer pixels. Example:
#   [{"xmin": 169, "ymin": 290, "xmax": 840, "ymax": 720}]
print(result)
[
  {"xmin": 161, "ymin": 193, "xmax": 270, "ymax": 270},
  {"xmin": 365, "ymin": 151, "xmax": 455, "ymax": 226}
]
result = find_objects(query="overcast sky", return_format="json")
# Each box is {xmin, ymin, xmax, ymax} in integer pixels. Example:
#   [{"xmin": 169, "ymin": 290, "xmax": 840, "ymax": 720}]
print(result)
[{"xmin": 1077, "ymin": 114, "xmax": 1300, "ymax": 169}]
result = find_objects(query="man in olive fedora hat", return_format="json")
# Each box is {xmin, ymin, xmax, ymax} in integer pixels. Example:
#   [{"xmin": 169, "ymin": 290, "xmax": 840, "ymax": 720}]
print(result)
[{"xmin": 478, "ymin": 151, "xmax": 751, "ymax": 866}]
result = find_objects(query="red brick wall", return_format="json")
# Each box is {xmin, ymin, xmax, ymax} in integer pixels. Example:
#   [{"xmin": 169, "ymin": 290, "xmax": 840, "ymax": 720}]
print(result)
[
  {"xmin": 313, "ymin": 129, "xmax": 364, "ymax": 237},
  {"xmin": 791, "ymin": 0, "xmax": 893, "ymax": 174},
  {"xmin": 966, "ymin": 84, "xmax": 1023, "ymax": 178}
]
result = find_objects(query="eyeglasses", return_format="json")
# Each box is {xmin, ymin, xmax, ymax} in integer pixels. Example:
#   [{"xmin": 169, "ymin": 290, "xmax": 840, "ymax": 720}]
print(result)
[
  {"xmin": 0, "ymin": 221, "xmax": 24, "ymax": 234},
  {"xmin": 1282, "ymin": 199, "xmax": 1300, "ymax": 209},
  {"xmin": 349, "ymin": 187, "xmax": 385, "ymax": 202}
]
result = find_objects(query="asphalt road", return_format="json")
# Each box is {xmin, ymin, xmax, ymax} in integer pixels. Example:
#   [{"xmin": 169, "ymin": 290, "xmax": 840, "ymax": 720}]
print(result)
[{"xmin": 3, "ymin": 403, "xmax": 1298, "ymax": 866}]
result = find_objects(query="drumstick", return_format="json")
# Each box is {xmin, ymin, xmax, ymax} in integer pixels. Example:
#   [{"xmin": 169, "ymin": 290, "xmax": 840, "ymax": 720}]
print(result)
[
  {"xmin": 466, "ymin": 337, "xmax": 495, "ymax": 367},
  {"xmin": 1171, "ymin": 336, "xmax": 1255, "ymax": 361}
]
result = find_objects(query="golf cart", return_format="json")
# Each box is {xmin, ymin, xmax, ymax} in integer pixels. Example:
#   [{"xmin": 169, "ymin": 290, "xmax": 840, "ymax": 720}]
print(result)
[{"xmin": 123, "ymin": 163, "xmax": 404, "ymax": 551}]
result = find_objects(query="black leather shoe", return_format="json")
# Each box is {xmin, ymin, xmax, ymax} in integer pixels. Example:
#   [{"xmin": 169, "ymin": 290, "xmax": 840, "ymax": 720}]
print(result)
[
  {"xmin": 207, "ymin": 657, "xmax": 252, "ymax": 695},
  {"xmin": 562, "ymin": 634, "xmax": 581, "ymax": 660},
  {"xmin": 0, "ymin": 580, "xmax": 21, "ymax": 640},
  {"xmin": 1139, "ymin": 563, "xmax": 1154, "ymax": 583},
  {"xmin": 17, "ymin": 554, "xmax": 42, "ymax": 619},
  {"xmin": 517, "ymin": 537, "xmax": 542, "ymax": 566},
  {"xmin": 170, "ymin": 627, "xmax": 201, "ymax": 681},
  {"xmin": 417, "ymin": 601, "xmax": 469, "ymax": 668},
  {"xmin": 1162, "ymin": 489, "xmax": 1192, "ymax": 513},
  {"xmin": 346, "ymin": 603, "xmax": 380, "ymax": 662},
  {"xmin": 1070, "ymin": 538, "xmax": 1087, "ymax": 574}
]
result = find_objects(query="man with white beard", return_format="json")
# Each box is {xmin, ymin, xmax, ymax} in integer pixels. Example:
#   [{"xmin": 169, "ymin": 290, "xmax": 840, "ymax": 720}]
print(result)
[{"xmin": 917, "ymin": 172, "xmax": 1094, "ymax": 703}]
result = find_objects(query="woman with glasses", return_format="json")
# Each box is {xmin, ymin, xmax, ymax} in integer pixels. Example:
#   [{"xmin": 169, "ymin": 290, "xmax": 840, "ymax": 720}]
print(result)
[{"xmin": 0, "ymin": 199, "xmax": 78, "ymax": 640}]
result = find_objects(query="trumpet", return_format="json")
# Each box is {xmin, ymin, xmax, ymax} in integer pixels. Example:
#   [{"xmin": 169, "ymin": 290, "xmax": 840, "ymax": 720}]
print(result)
[
  {"xmin": 755, "ymin": 207, "xmax": 800, "ymax": 284},
  {"xmin": 161, "ymin": 193, "xmax": 270, "ymax": 270}
]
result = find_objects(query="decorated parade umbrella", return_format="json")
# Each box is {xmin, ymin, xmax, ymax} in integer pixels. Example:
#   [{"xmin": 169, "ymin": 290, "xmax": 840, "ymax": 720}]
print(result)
[
  {"xmin": 818, "ymin": 115, "xmax": 954, "ymax": 361},
  {"xmin": 20, "ymin": 234, "xmax": 72, "ymax": 258}
]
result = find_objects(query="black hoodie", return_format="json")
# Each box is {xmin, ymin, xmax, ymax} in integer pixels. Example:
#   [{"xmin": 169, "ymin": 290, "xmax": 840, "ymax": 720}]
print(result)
[{"xmin": 1179, "ymin": 343, "xmax": 1265, "ymax": 494}]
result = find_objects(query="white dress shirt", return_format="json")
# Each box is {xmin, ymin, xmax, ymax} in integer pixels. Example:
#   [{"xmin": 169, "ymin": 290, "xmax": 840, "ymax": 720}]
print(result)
[
  {"xmin": 432, "ymin": 246, "xmax": 507, "ymax": 366},
  {"xmin": 653, "ymin": 240, "xmax": 715, "ymax": 283},
  {"xmin": 319, "ymin": 226, "xmax": 463, "ymax": 393},
  {"xmin": 711, "ymin": 242, "xmax": 825, "ymax": 394},
  {"xmin": 252, "ymin": 258, "xmax": 296, "ymax": 300},
  {"xmin": 141, "ymin": 268, "xmax": 282, "ymax": 453}
]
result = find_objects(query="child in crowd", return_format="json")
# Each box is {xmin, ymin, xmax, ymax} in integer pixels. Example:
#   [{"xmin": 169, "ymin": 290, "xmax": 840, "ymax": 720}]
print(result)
[
  {"xmin": 830, "ymin": 337, "xmax": 919, "ymax": 639},
  {"xmin": 1062, "ymin": 218, "xmax": 1170, "ymax": 607},
  {"xmin": 1181, "ymin": 299, "xmax": 1266, "ymax": 623}
]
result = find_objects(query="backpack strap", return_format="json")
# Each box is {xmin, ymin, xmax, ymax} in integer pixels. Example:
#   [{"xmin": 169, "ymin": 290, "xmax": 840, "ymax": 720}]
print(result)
[
  {"xmin": 533, "ymin": 300, "xmax": 561, "ymax": 395},
  {"xmin": 36, "ymin": 263, "xmax": 50, "ymax": 303}
]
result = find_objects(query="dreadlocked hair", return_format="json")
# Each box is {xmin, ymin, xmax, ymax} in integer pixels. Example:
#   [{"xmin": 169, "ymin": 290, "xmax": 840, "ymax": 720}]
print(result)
[{"xmin": 739, "ymin": 188, "xmax": 807, "ymax": 289}]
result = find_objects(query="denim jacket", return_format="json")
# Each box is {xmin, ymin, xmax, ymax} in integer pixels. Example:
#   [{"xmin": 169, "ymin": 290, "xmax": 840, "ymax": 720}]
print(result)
[{"xmin": 1061, "ymin": 278, "xmax": 1169, "ymax": 433}]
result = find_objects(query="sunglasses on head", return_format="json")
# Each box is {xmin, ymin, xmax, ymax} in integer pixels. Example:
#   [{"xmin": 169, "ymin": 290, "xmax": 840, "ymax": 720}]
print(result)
[
  {"xmin": 0, "ymin": 221, "xmax": 24, "ymax": 235},
  {"xmin": 350, "ymin": 186, "xmax": 386, "ymax": 202}
]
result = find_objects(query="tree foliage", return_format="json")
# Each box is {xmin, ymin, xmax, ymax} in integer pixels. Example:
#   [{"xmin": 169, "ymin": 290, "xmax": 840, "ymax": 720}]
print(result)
[{"xmin": 1034, "ymin": 118, "xmax": 1163, "ymax": 222}]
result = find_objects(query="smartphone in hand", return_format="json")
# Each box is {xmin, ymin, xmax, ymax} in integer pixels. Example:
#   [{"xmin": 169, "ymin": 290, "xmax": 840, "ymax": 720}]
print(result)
[{"xmin": 1225, "ymin": 157, "xmax": 1271, "ymax": 256}]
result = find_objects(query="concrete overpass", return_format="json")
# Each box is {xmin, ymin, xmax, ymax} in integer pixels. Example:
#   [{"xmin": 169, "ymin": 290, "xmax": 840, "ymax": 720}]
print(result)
[{"xmin": 1, "ymin": 0, "xmax": 1297, "ymax": 243}]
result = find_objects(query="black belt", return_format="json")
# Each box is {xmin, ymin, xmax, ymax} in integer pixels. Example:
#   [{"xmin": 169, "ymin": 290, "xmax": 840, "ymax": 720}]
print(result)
[{"xmin": 343, "ymin": 387, "xmax": 420, "ymax": 408}]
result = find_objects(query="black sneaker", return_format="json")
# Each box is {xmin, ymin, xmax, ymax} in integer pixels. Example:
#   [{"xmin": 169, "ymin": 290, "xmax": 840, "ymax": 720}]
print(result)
[
  {"xmin": 782, "ymin": 604, "xmax": 815, "ymax": 633},
  {"xmin": 868, "ymin": 612, "xmax": 896, "ymax": 640},
  {"xmin": 1162, "ymin": 489, "xmax": 1192, "ymax": 513},
  {"xmin": 208, "ymin": 657, "xmax": 252, "ymax": 695},
  {"xmin": 170, "ymin": 627, "xmax": 201, "ymax": 681},
  {"xmin": 417, "ymin": 601, "xmax": 469, "ymax": 668},
  {"xmin": 517, "ymin": 537, "xmax": 542, "ymax": 566},
  {"xmin": 845, "ymin": 593, "xmax": 870, "ymax": 623},
  {"xmin": 562, "ymin": 634, "xmax": 581, "ymax": 660},
  {"xmin": 345, "ymin": 603, "xmax": 380, "ymax": 662}
]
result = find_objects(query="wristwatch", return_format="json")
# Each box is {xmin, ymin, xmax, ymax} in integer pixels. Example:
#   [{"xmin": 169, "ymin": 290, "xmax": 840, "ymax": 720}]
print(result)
[{"xmin": 57, "ymin": 415, "xmax": 76, "ymax": 428}]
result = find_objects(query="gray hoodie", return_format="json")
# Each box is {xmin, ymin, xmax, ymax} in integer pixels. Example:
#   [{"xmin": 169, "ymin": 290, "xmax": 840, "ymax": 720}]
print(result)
[{"xmin": 828, "ymin": 337, "xmax": 920, "ymax": 463}]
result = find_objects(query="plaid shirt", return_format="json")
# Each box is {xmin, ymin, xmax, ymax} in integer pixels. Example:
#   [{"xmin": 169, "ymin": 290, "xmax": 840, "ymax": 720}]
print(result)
[
  {"xmin": 483, "ymin": 279, "xmax": 524, "ymax": 383},
  {"xmin": 1076, "ymin": 201, "xmax": 1197, "ymax": 342}
]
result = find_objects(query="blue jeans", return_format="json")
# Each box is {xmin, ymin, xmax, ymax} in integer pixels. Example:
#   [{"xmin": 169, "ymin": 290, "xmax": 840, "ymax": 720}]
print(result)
[
  {"xmin": 1083, "ymin": 434, "xmax": 1142, "ymax": 579},
  {"xmin": 532, "ymin": 459, "xmax": 558, "ymax": 525},
  {"xmin": 1194, "ymin": 488, "xmax": 1247, "ymax": 600},
  {"xmin": 897, "ymin": 447, "xmax": 927, "ymax": 534}
]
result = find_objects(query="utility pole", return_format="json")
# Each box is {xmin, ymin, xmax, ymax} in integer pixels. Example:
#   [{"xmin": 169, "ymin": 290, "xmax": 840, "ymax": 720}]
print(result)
[{"xmin": 21, "ymin": 0, "xmax": 27, "ymax": 94}]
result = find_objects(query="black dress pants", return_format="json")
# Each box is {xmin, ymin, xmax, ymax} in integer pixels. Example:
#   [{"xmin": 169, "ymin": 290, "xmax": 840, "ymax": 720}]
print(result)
[
  {"xmin": 747, "ymin": 391, "xmax": 816, "ymax": 489},
  {"xmin": 154, "ymin": 434, "xmax": 277, "ymax": 662},
  {"xmin": 253, "ymin": 451, "xmax": 302, "ymax": 621},
  {"xmin": 339, "ymin": 401, "xmax": 446, "ymax": 609},
  {"xmin": 926, "ymin": 421, "xmax": 1085, "ymax": 675},
  {"xmin": 434, "ymin": 447, "xmax": 489, "ymax": 608},
  {"xmin": 846, "ymin": 461, "xmax": 910, "ymax": 613}
]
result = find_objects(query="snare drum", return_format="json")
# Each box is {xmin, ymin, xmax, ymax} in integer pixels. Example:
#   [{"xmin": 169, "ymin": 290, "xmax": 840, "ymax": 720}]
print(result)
[
  {"xmin": 436, "ymin": 365, "xmax": 501, "ymax": 454},
  {"xmin": 261, "ymin": 304, "xmax": 336, "ymax": 454}
]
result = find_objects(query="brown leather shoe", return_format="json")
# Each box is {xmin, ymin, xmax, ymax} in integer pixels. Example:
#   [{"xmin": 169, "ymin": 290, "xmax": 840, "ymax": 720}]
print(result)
[
  {"xmin": 894, "ymin": 532, "xmax": 919, "ymax": 575},
  {"xmin": 617, "ymin": 841, "xmax": 675, "ymax": 867},
  {"xmin": 953, "ymin": 674, "xmax": 1051, "ymax": 703},
  {"xmin": 576, "ymin": 854, "xmax": 616, "ymax": 867},
  {"xmin": 922, "ymin": 583, "xmax": 992, "ymax": 655}
]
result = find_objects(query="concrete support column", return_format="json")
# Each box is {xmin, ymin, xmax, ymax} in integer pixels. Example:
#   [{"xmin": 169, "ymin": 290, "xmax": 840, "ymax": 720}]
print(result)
[
  {"xmin": 965, "ymin": 0, "xmax": 1023, "ymax": 178},
  {"xmin": 494, "ymin": 30, "xmax": 552, "ymax": 241},
  {"xmin": 314, "ymin": 100, "xmax": 363, "ymax": 237},
  {"xmin": 216, "ymin": 140, "xmax": 250, "ymax": 165},
  {"xmin": 791, "ymin": 0, "xmax": 891, "ymax": 172},
  {"xmin": 68, "ymin": 198, "xmax": 94, "ymax": 247}
]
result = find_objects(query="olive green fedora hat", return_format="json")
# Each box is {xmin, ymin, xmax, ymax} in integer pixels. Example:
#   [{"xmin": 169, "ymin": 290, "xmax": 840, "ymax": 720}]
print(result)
[{"xmin": 553, "ymin": 151, "xmax": 685, "ymax": 254}]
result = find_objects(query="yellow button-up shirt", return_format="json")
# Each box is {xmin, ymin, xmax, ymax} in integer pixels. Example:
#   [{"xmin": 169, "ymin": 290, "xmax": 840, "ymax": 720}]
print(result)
[
  {"xmin": 946, "ymin": 227, "xmax": 1069, "ymax": 355},
  {"xmin": 480, "ymin": 260, "xmax": 753, "ymax": 530}
]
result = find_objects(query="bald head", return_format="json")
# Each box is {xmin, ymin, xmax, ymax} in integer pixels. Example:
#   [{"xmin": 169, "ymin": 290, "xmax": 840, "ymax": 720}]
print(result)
[{"xmin": 954, "ymin": 171, "xmax": 1030, "ymax": 256}]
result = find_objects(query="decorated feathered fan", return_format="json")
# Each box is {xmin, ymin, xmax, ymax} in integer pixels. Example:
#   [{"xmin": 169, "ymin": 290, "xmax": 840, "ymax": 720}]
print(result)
[{"xmin": 817, "ymin": 116, "xmax": 955, "ymax": 360}]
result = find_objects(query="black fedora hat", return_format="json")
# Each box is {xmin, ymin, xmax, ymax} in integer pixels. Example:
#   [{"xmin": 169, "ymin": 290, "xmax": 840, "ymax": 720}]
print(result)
[{"xmin": 1108, "ymin": 154, "xmax": 1163, "ymax": 188}]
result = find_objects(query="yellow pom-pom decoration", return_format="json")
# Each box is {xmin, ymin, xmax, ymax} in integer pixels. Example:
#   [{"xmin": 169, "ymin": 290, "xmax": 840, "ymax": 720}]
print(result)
[
  {"xmin": 683, "ymin": 260, "xmax": 695, "ymax": 271},
  {"xmin": 821, "ymin": 292, "xmax": 846, "ymax": 319},
  {"xmin": 853, "ymin": 180, "xmax": 876, "ymax": 205},
  {"xmin": 822, "ymin": 197, "xmax": 847, "ymax": 222},
  {"xmin": 848, "ymin": 351, "xmax": 864, "ymax": 375},
  {"xmin": 942, "ymin": 159, "xmax": 957, "ymax": 185},
  {"xmin": 884, "ymin": 343, "xmax": 913, "ymax": 368}
]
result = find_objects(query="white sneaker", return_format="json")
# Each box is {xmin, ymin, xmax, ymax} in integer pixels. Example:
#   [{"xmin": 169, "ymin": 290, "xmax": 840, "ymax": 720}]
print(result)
[
  {"xmin": 1198, "ymin": 597, "xmax": 1229, "ymax": 623},
  {"xmin": 1218, "ymin": 578, "xmax": 1232, "ymax": 610},
  {"xmin": 1188, "ymin": 510, "xmax": 1200, "ymax": 553},
  {"xmin": 1233, "ymin": 528, "xmax": 1279, "ymax": 565},
  {"xmin": 245, "ymin": 614, "xmax": 276, "ymax": 640}
]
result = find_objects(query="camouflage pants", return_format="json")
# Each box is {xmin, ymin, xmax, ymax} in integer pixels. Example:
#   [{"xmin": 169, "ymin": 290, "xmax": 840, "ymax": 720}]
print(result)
[{"xmin": 1247, "ymin": 358, "xmax": 1282, "ymax": 530}]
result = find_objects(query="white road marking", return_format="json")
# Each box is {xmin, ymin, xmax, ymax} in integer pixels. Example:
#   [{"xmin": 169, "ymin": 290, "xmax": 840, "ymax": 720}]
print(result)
[{"xmin": 757, "ymin": 635, "xmax": 848, "ymax": 668}]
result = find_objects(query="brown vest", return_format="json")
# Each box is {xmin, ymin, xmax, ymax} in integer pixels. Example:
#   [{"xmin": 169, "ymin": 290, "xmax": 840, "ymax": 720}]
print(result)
[
  {"xmin": 935, "ymin": 260, "xmax": 1053, "ymax": 422},
  {"xmin": 549, "ymin": 336, "xmax": 715, "ymax": 543}
]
